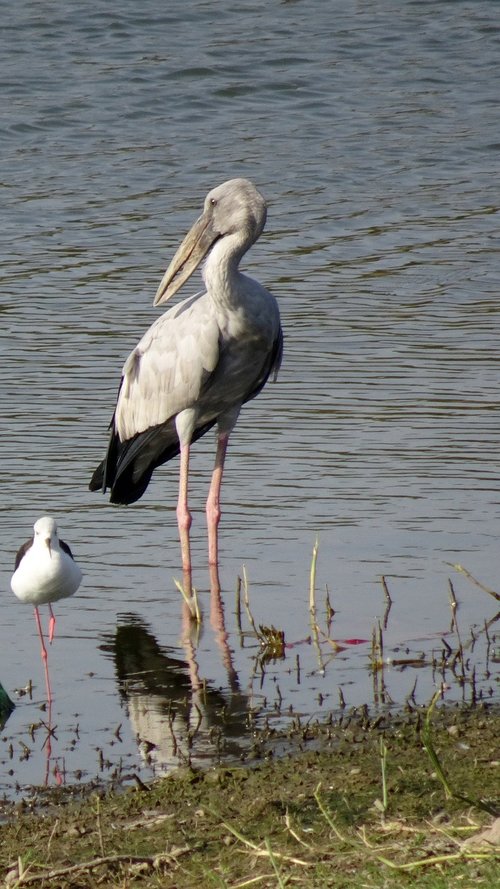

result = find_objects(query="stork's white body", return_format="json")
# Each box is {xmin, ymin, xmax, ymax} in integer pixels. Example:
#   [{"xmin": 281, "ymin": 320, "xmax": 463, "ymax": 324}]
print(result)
[{"xmin": 90, "ymin": 178, "xmax": 283, "ymax": 577}]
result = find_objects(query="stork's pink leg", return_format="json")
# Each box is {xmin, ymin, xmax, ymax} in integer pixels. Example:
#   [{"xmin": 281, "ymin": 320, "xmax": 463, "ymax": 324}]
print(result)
[
  {"xmin": 206, "ymin": 432, "xmax": 230, "ymax": 567},
  {"xmin": 48, "ymin": 604, "xmax": 56, "ymax": 644},
  {"xmin": 34, "ymin": 607, "xmax": 53, "ymax": 704},
  {"xmin": 177, "ymin": 442, "xmax": 192, "ymax": 576}
]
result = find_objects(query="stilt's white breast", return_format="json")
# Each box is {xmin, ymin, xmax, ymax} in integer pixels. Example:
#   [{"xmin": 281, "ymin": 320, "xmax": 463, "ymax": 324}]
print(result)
[{"xmin": 11, "ymin": 517, "xmax": 82, "ymax": 607}]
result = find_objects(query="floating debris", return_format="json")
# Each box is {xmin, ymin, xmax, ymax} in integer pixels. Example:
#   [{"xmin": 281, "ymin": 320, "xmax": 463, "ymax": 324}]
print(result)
[{"xmin": 258, "ymin": 625, "xmax": 286, "ymax": 663}]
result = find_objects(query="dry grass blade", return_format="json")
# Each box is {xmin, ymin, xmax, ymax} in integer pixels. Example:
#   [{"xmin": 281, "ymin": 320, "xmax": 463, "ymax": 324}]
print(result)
[
  {"xmin": 284, "ymin": 812, "xmax": 313, "ymax": 850},
  {"xmin": 213, "ymin": 813, "xmax": 311, "ymax": 867},
  {"xmin": 313, "ymin": 784, "xmax": 359, "ymax": 848},
  {"xmin": 379, "ymin": 736, "xmax": 388, "ymax": 813},
  {"xmin": 264, "ymin": 837, "xmax": 286, "ymax": 888},
  {"xmin": 230, "ymin": 875, "xmax": 280, "ymax": 888},
  {"xmin": 378, "ymin": 849, "xmax": 500, "ymax": 870},
  {"xmin": 6, "ymin": 851, "xmax": 189, "ymax": 885},
  {"xmin": 422, "ymin": 691, "xmax": 499, "ymax": 816},
  {"xmin": 445, "ymin": 562, "xmax": 500, "ymax": 602},
  {"xmin": 174, "ymin": 578, "xmax": 201, "ymax": 622}
]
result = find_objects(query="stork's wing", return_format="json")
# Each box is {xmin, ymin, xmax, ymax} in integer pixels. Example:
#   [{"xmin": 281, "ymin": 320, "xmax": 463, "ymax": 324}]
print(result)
[{"xmin": 115, "ymin": 293, "xmax": 220, "ymax": 442}]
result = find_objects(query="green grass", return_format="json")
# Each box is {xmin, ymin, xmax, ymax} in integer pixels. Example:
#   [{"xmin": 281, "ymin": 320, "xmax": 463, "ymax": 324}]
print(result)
[{"xmin": 1, "ymin": 704, "xmax": 498, "ymax": 887}]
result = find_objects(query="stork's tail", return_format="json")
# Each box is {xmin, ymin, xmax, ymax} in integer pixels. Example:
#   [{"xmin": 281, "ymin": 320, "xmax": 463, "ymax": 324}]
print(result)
[
  {"xmin": 89, "ymin": 461, "xmax": 105, "ymax": 492},
  {"xmin": 88, "ymin": 419, "xmax": 217, "ymax": 506}
]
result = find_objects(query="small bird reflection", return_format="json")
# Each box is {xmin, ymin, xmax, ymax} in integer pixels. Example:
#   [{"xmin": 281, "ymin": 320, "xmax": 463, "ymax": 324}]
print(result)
[{"xmin": 101, "ymin": 616, "xmax": 250, "ymax": 775}]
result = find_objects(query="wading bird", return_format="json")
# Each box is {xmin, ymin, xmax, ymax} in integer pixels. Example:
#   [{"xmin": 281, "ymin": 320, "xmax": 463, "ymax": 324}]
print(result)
[
  {"xmin": 90, "ymin": 178, "xmax": 283, "ymax": 577},
  {"xmin": 11, "ymin": 516, "xmax": 82, "ymax": 701}
]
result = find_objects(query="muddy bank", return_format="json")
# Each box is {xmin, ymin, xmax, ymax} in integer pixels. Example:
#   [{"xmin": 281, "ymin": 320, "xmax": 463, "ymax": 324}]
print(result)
[{"xmin": 1, "ymin": 703, "xmax": 499, "ymax": 887}]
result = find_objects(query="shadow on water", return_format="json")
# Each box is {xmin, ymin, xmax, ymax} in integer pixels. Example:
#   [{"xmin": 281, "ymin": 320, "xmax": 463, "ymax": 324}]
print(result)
[
  {"xmin": 100, "ymin": 611, "xmax": 250, "ymax": 775},
  {"xmin": 0, "ymin": 685, "xmax": 15, "ymax": 733},
  {"xmin": 95, "ymin": 564, "xmax": 500, "ymax": 788}
]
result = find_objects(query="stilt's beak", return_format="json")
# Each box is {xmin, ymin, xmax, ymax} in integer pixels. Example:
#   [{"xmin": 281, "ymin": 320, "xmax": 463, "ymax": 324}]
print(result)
[
  {"xmin": 154, "ymin": 212, "xmax": 220, "ymax": 306},
  {"xmin": 45, "ymin": 538, "xmax": 52, "ymax": 559}
]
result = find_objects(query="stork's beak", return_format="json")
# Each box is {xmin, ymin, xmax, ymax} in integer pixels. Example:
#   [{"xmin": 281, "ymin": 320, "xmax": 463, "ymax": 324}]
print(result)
[{"xmin": 154, "ymin": 212, "xmax": 220, "ymax": 306}]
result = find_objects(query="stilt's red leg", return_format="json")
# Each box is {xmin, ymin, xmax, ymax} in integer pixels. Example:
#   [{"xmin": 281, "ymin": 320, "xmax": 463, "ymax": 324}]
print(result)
[
  {"xmin": 34, "ymin": 607, "xmax": 48, "ymax": 663},
  {"xmin": 177, "ymin": 442, "xmax": 192, "ymax": 577},
  {"xmin": 206, "ymin": 432, "xmax": 230, "ymax": 567},
  {"xmin": 48, "ymin": 603, "xmax": 56, "ymax": 644},
  {"xmin": 34, "ymin": 607, "xmax": 53, "ymax": 703}
]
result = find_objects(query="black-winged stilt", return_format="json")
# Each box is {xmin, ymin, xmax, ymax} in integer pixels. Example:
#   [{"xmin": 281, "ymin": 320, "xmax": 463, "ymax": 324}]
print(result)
[{"xmin": 11, "ymin": 516, "xmax": 82, "ymax": 701}]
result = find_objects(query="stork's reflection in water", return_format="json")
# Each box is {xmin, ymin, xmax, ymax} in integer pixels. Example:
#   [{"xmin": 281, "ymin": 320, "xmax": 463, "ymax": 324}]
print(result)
[{"xmin": 101, "ymin": 598, "xmax": 250, "ymax": 775}]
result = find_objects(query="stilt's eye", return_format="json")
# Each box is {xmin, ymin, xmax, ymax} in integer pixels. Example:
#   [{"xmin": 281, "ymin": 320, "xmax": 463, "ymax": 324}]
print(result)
[{"xmin": 210, "ymin": 198, "xmax": 217, "ymax": 206}]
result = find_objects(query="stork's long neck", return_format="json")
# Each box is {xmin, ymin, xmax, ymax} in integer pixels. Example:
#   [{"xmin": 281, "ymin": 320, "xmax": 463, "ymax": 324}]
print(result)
[{"xmin": 202, "ymin": 231, "xmax": 253, "ymax": 309}]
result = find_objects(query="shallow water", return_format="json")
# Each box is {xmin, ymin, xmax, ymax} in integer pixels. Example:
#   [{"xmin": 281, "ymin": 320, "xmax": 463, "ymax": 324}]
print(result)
[{"xmin": 1, "ymin": 0, "xmax": 499, "ymax": 797}]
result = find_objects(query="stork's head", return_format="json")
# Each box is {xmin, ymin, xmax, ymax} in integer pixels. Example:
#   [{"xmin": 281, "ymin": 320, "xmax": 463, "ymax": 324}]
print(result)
[{"xmin": 154, "ymin": 178, "xmax": 267, "ymax": 306}]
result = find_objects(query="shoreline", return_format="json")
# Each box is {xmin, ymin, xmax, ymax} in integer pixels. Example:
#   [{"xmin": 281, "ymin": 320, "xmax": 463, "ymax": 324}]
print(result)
[{"xmin": 1, "ymin": 701, "xmax": 498, "ymax": 887}]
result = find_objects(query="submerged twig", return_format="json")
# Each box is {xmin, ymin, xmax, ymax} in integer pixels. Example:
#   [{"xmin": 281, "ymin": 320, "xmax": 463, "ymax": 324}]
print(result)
[
  {"xmin": 448, "ymin": 578, "xmax": 458, "ymax": 613},
  {"xmin": 235, "ymin": 574, "xmax": 243, "ymax": 634},
  {"xmin": 307, "ymin": 539, "xmax": 326, "ymax": 670},
  {"xmin": 380, "ymin": 576, "xmax": 393, "ymax": 606},
  {"xmin": 370, "ymin": 621, "xmax": 384, "ymax": 669},
  {"xmin": 309, "ymin": 537, "xmax": 319, "ymax": 614},
  {"xmin": 241, "ymin": 566, "xmax": 263, "ymax": 641},
  {"xmin": 324, "ymin": 585, "xmax": 335, "ymax": 629}
]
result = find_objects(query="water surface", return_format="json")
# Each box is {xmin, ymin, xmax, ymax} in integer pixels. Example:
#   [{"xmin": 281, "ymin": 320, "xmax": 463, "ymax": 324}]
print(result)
[{"xmin": 1, "ymin": 0, "xmax": 499, "ymax": 797}]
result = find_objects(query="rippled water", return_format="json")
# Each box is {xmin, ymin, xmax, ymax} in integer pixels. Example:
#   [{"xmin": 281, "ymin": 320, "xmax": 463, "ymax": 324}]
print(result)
[{"xmin": 1, "ymin": 0, "xmax": 499, "ymax": 797}]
